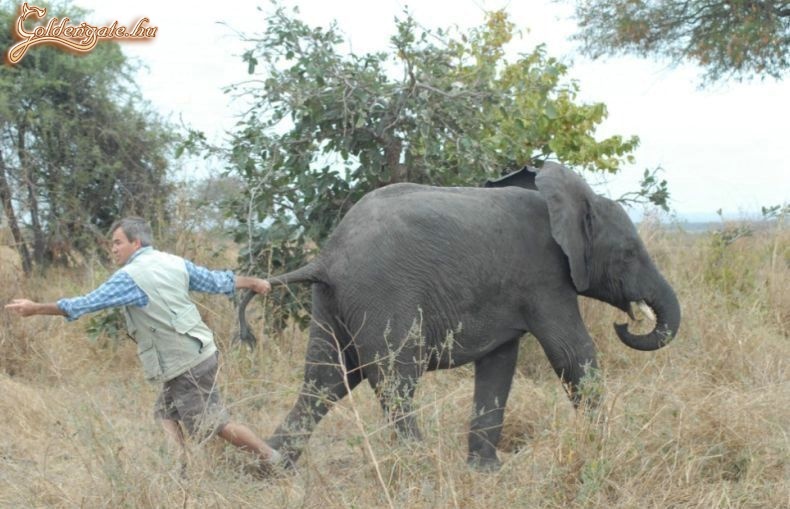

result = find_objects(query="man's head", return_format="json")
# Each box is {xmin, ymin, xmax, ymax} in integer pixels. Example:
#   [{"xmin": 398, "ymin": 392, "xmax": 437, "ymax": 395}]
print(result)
[{"xmin": 109, "ymin": 217, "xmax": 152, "ymax": 265}]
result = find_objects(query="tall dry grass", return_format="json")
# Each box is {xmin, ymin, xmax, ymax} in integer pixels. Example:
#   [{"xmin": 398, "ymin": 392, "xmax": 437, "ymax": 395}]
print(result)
[{"xmin": 0, "ymin": 221, "xmax": 788, "ymax": 508}]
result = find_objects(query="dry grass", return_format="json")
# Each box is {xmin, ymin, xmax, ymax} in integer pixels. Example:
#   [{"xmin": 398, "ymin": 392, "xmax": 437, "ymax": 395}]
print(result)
[{"xmin": 1, "ymin": 222, "xmax": 788, "ymax": 508}]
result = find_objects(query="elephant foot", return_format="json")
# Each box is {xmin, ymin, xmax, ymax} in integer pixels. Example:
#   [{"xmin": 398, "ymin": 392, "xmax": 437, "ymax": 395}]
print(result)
[
  {"xmin": 265, "ymin": 440, "xmax": 301, "ymax": 470},
  {"xmin": 467, "ymin": 452, "xmax": 502, "ymax": 472},
  {"xmin": 245, "ymin": 459, "xmax": 292, "ymax": 480},
  {"xmin": 274, "ymin": 452, "xmax": 299, "ymax": 471}
]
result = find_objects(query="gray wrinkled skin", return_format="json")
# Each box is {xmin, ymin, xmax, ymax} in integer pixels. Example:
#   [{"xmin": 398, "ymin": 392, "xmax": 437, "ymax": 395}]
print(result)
[{"xmin": 239, "ymin": 162, "xmax": 681, "ymax": 471}]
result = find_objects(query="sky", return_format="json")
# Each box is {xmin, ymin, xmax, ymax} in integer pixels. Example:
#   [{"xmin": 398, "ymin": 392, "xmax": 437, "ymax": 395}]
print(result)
[{"xmin": 49, "ymin": 1, "xmax": 790, "ymax": 220}]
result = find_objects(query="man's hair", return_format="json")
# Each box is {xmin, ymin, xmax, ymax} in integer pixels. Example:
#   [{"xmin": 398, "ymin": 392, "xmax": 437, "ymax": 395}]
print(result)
[{"xmin": 110, "ymin": 216, "xmax": 153, "ymax": 247}]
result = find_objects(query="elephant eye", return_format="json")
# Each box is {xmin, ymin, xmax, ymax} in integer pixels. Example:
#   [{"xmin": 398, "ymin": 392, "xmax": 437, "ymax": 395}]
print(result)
[{"xmin": 622, "ymin": 245, "xmax": 637, "ymax": 261}]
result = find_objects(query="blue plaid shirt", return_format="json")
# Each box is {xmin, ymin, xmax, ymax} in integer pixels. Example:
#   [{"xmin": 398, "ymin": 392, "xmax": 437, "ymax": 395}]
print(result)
[{"xmin": 57, "ymin": 247, "xmax": 236, "ymax": 321}]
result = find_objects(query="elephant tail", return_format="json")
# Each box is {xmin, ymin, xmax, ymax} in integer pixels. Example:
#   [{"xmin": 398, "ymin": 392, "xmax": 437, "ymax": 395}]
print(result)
[
  {"xmin": 236, "ymin": 262, "xmax": 324, "ymax": 347},
  {"xmin": 266, "ymin": 262, "xmax": 324, "ymax": 287}
]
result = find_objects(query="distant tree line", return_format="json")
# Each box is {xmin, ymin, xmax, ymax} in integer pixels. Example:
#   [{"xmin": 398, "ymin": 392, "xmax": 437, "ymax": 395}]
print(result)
[
  {"xmin": 0, "ymin": 2, "xmax": 174, "ymax": 273},
  {"xmin": 568, "ymin": 0, "xmax": 790, "ymax": 84},
  {"xmin": 4, "ymin": 0, "xmax": 783, "ymax": 284}
]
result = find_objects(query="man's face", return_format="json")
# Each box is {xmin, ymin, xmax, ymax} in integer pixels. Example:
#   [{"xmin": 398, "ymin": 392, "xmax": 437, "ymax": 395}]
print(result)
[{"xmin": 111, "ymin": 227, "xmax": 142, "ymax": 266}]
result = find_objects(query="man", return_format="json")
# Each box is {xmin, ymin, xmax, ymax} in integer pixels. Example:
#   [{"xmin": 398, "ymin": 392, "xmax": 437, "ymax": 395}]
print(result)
[{"xmin": 5, "ymin": 216, "xmax": 281, "ymax": 475}]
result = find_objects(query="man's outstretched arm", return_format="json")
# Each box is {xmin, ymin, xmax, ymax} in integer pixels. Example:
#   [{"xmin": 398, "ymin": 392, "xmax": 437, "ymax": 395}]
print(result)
[
  {"xmin": 5, "ymin": 271, "xmax": 146, "ymax": 321},
  {"xmin": 5, "ymin": 299, "xmax": 67, "ymax": 318},
  {"xmin": 184, "ymin": 259, "xmax": 271, "ymax": 296}
]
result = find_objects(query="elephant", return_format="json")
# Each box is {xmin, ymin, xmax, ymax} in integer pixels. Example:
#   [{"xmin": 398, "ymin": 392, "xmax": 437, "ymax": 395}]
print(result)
[{"xmin": 238, "ymin": 161, "xmax": 681, "ymax": 470}]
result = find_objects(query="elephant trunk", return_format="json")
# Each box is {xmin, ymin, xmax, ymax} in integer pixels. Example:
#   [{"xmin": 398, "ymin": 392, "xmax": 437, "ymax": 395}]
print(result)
[{"xmin": 614, "ymin": 278, "xmax": 681, "ymax": 351}]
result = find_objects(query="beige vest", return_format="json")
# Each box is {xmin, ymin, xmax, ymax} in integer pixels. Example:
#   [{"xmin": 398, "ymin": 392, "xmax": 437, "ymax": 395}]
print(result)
[{"xmin": 121, "ymin": 248, "xmax": 216, "ymax": 382}]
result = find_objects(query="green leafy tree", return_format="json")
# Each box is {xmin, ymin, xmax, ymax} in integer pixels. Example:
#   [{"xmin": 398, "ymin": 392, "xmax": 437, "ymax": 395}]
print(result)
[
  {"xmin": 568, "ymin": 0, "xmax": 790, "ymax": 83},
  {"xmin": 0, "ymin": 1, "xmax": 174, "ymax": 271},
  {"xmin": 219, "ymin": 7, "xmax": 640, "ymax": 328}
]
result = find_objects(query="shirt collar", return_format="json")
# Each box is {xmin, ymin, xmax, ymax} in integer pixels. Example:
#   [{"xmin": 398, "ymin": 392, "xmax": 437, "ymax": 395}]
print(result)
[{"xmin": 126, "ymin": 245, "xmax": 153, "ymax": 265}]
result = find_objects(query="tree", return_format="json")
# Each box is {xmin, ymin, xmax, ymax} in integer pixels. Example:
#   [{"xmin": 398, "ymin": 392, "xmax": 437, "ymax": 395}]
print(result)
[
  {"xmin": 568, "ymin": 0, "xmax": 790, "ymax": 83},
  {"xmin": 214, "ymin": 7, "xmax": 640, "ymax": 328},
  {"xmin": 0, "ymin": 1, "xmax": 175, "ymax": 271}
]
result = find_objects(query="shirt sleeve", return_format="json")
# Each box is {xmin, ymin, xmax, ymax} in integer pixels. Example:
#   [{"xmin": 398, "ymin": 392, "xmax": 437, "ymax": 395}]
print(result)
[
  {"xmin": 184, "ymin": 259, "xmax": 236, "ymax": 296},
  {"xmin": 57, "ymin": 271, "xmax": 148, "ymax": 321}
]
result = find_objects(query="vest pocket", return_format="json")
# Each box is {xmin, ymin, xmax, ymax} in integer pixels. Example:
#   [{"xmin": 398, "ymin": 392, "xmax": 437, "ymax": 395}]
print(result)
[
  {"xmin": 171, "ymin": 306, "xmax": 202, "ymax": 334},
  {"xmin": 171, "ymin": 306, "xmax": 211, "ymax": 352},
  {"xmin": 136, "ymin": 336, "xmax": 163, "ymax": 380}
]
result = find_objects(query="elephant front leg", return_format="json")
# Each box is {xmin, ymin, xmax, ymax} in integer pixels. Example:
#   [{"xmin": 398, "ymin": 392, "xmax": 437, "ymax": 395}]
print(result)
[
  {"xmin": 267, "ymin": 332, "xmax": 363, "ymax": 467},
  {"xmin": 528, "ymin": 302, "xmax": 600, "ymax": 410},
  {"xmin": 468, "ymin": 339, "xmax": 519, "ymax": 471}
]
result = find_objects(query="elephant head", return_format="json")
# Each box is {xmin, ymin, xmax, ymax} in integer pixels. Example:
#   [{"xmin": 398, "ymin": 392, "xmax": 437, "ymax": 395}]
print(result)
[{"xmin": 490, "ymin": 162, "xmax": 680, "ymax": 351}]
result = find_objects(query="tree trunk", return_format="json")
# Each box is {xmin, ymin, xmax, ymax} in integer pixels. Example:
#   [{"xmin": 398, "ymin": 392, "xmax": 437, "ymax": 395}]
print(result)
[
  {"xmin": 385, "ymin": 137, "xmax": 407, "ymax": 183},
  {"xmin": 17, "ymin": 124, "xmax": 46, "ymax": 266},
  {"xmin": 0, "ymin": 151, "xmax": 32, "ymax": 274}
]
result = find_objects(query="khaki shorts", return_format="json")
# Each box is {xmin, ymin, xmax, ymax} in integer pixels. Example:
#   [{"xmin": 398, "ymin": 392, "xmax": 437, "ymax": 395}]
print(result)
[{"xmin": 154, "ymin": 352, "xmax": 230, "ymax": 439}]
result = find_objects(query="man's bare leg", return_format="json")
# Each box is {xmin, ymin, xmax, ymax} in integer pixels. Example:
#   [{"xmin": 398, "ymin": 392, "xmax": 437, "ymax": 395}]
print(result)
[
  {"xmin": 161, "ymin": 419, "xmax": 188, "ymax": 476},
  {"xmin": 218, "ymin": 421, "xmax": 282, "ymax": 465}
]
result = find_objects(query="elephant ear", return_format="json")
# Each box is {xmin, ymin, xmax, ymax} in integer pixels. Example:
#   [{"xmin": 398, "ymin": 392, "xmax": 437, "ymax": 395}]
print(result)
[
  {"xmin": 484, "ymin": 166, "xmax": 538, "ymax": 190},
  {"xmin": 534, "ymin": 162, "xmax": 596, "ymax": 292}
]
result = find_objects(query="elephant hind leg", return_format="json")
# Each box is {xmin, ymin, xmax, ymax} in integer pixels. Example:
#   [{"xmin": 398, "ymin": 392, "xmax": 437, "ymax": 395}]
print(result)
[
  {"xmin": 357, "ymin": 317, "xmax": 428, "ymax": 441},
  {"xmin": 468, "ymin": 338, "xmax": 519, "ymax": 471},
  {"xmin": 267, "ymin": 290, "xmax": 363, "ymax": 466},
  {"xmin": 367, "ymin": 366, "xmax": 423, "ymax": 441}
]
